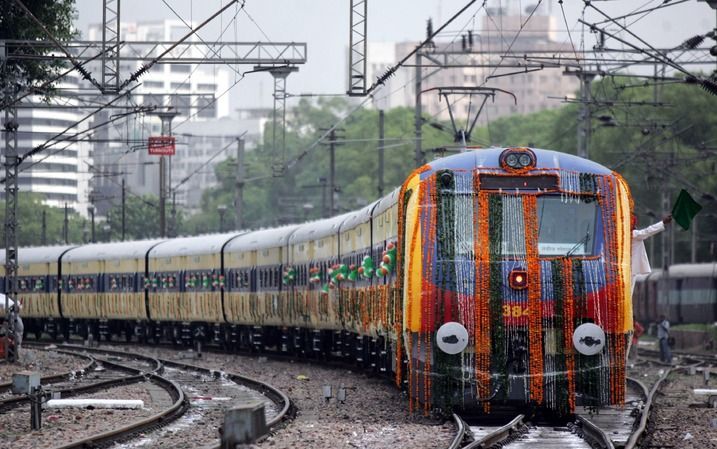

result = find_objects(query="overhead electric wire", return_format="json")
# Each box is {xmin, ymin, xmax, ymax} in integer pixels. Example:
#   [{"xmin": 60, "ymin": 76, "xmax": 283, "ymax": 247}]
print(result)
[
  {"xmin": 16, "ymin": 107, "xmax": 152, "ymax": 177},
  {"xmin": 172, "ymin": 134, "xmax": 245, "ymax": 191},
  {"xmin": 366, "ymin": 0, "xmax": 480, "ymax": 94},
  {"xmin": 118, "ymin": 0, "xmax": 240, "ymax": 91},
  {"xmin": 160, "ymin": 0, "xmax": 245, "ymax": 91},
  {"xmin": 12, "ymin": 0, "xmax": 104, "ymax": 91}
]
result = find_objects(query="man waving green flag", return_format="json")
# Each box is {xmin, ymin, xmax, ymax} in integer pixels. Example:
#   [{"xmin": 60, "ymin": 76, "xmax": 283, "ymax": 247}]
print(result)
[{"xmin": 671, "ymin": 189, "xmax": 702, "ymax": 230}]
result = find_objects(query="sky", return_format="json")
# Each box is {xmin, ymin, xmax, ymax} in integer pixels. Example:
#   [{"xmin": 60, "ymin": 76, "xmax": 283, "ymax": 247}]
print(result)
[{"xmin": 72, "ymin": 0, "xmax": 717, "ymax": 112}]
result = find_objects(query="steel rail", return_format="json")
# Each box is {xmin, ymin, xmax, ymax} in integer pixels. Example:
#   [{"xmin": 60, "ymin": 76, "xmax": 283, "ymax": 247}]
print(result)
[
  {"xmin": 33, "ymin": 345, "xmax": 187, "ymax": 449},
  {"xmin": 576, "ymin": 415, "xmax": 615, "ymax": 449},
  {"xmin": 0, "ymin": 349, "xmax": 95, "ymax": 394},
  {"xmin": 0, "ymin": 348, "xmax": 161, "ymax": 413},
  {"xmin": 159, "ymin": 357, "xmax": 293, "ymax": 428},
  {"xmin": 624, "ymin": 354, "xmax": 712, "ymax": 449},
  {"xmin": 54, "ymin": 373, "xmax": 186, "ymax": 449},
  {"xmin": 447, "ymin": 413, "xmax": 468, "ymax": 449},
  {"xmin": 56, "ymin": 344, "xmax": 293, "ymax": 447},
  {"xmin": 462, "ymin": 414, "xmax": 525, "ymax": 449}
]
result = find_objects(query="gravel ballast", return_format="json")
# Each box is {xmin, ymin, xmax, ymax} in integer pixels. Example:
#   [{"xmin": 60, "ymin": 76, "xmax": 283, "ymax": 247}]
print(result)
[
  {"xmin": 0, "ymin": 347, "xmax": 89, "ymax": 384},
  {"xmin": 108, "ymin": 346, "xmax": 456, "ymax": 449},
  {"xmin": 0, "ymin": 382, "xmax": 166, "ymax": 449}
]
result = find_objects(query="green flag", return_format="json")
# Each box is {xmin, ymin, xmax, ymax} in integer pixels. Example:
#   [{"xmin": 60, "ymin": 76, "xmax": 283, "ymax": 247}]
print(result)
[{"xmin": 671, "ymin": 189, "xmax": 702, "ymax": 230}]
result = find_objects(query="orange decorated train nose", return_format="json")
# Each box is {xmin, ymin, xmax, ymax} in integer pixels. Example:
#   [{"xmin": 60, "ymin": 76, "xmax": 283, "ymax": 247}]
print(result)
[{"xmin": 509, "ymin": 269, "xmax": 528, "ymax": 290}]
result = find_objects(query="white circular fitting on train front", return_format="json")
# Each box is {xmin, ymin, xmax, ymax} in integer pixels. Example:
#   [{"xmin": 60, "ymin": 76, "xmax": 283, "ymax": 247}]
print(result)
[
  {"xmin": 436, "ymin": 322, "xmax": 469, "ymax": 354},
  {"xmin": 572, "ymin": 323, "xmax": 606, "ymax": 356}
]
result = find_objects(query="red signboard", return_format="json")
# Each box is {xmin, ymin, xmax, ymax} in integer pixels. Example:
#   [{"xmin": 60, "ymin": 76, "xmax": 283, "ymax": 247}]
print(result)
[{"xmin": 148, "ymin": 136, "xmax": 176, "ymax": 156}]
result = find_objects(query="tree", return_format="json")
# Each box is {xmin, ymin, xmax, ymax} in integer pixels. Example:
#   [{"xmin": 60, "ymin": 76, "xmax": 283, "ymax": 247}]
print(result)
[
  {"xmin": 0, "ymin": 193, "xmax": 86, "ymax": 246},
  {"xmin": 104, "ymin": 194, "xmax": 172, "ymax": 241},
  {"xmin": 0, "ymin": 0, "xmax": 77, "ymax": 103}
]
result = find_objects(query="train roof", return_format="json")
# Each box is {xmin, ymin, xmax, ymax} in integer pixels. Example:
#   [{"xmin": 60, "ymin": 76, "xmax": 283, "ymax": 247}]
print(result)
[
  {"xmin": 149, "ymin": 233, "xmax": 244, "ymax": 259},
  {"xmin": 340, "ymin": 200, "xmax": 379, "ymax": 231},
  {"xmin": 426, "ymin": 147, "xmax": 613, "ymax": 175},
  {"xmin": 668, "ymin": 263, "xmax": 717, "ymax": 278},
  {"xmin": 63, "ymin": 240, "xmax": 165, "ymax": 263},
  {"xmin": 0, "ymin": 245, "xmax": 76, "ymax": 265},
  {"xmin": 289, "ymin": 212, "xmax": 352, "ymax": 244},
  {"xmin": 372, "ymin": 187, "xmax": 400, "ymax": 217},
  {"xmin": 224, "ymin": 225, "xmax": 301, "ymax": 252},
  {"xmin": 643, "ymin": 263, "xmax": 717, "ymax": 280}
]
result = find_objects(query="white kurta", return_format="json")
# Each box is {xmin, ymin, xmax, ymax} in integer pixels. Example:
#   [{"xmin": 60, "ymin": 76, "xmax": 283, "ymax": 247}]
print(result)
[{"xmin": 631, "ymin": 221, "xmax": 665, "ymax": 292}]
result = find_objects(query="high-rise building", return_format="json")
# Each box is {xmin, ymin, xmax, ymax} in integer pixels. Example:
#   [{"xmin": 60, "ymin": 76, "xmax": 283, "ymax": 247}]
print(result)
[
  {"xmin": 11, "ymin": 73, "xmax": 92, "ymax": 215},
  {"xmin": 86, "ymin": 20, "xmax": 232, "ymax": 216},
  {"xmin": 366, "ymin": 10, "xmax": 579, "ymax": 136}
]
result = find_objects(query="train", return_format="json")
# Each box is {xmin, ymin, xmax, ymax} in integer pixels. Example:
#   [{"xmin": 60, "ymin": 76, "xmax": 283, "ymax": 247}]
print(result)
[
  {"xmin": 0, "ymin": 147, "xmax": 634, "ymax": 415},
  {"xmin": 633, "ymin": 263, "xmax": 717, "ymax": 325}
]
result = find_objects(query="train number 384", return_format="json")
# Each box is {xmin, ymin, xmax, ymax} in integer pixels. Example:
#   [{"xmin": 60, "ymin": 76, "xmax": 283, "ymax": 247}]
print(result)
[{"xmin": 502, "ymin": 305, "xmax": 529, "ymax": 318}]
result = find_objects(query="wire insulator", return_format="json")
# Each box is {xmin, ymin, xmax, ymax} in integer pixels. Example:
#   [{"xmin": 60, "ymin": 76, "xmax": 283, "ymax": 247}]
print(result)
[
  {"xmin": 700, "ymin": 78, "xmax": 717, "ymax": 96},
  {"xmin": 682, "ymin": 35, "xmax": 705, "ymax": 50}
]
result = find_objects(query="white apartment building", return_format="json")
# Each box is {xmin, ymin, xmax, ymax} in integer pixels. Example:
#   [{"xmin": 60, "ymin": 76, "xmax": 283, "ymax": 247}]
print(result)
[
  {"xmin": 12, "ymin": 74, "xmax": 92, "ymax": 215},
  {"xmin": 366, "ymin": 11, "xmax": 579, "ymax": 132},
  {"xmin": 86, "ymin": 20, "xmax": 232, "ymax": 215}
]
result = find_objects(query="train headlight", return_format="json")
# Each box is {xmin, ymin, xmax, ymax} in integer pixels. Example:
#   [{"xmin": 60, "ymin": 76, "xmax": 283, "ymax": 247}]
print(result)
[
  {"xmin": 436, "ymin": 322, "xmax": 469, "ymax": 354},
  {"xmin": 572, "ymin": 323, "xmax": 606, "ymax": 356},
  {"xmin": 518, "ymin": 153, "xmax": 532, "ymax": 167},
  {"xmin": 505, "ymin": 153, "xmax": 519, "ymax": 168},
  {"xmin": 500, "ymin": 148, "xmax": 537, "ymax": 172},
  {"xmin": 509, "ymin": 269, "xmax": 528, "ymax": 290}
]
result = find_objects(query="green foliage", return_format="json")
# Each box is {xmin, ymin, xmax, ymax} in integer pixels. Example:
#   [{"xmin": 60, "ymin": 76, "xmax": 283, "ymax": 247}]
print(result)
[
  {"xmin": 103, "ymin": 194, "xmax": 180, "ymax": 241},
  {"xmin": 183, "ymin": 98, "xmax": 449, "ymax": 232},
  {"xmin": 469, "ymin": 75, "xmax": 717, "ymax": 263},
  {"xmin": 0, "ymin": 193, "xmax": 86, "ymax": 246},
  {"xmin": 0, "ymin": 0, "xmax": 77, "ymax": 100},
  {"xmin": 188, "ymin": 78, "xmax": 716, "ymax": 263}
]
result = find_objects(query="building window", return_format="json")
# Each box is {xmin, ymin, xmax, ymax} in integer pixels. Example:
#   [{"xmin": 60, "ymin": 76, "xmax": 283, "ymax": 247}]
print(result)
[
  {"xmin": 143, "ymin": 81, "xmax": 164, "ymax": 90},
  {"xmin": 171, "ymin": 64, "xmax": 192, "ymax": 73},
  {"xmin": 196, "ymin": 97, "xmax": 216, "ymax": 119},
  {"xmin": 197, "ymin": 83, "xmax": 216, "ymax": 91},
  {"xmin": 170, "ymin": 82, "xmax": 189, "ymax": 91}
]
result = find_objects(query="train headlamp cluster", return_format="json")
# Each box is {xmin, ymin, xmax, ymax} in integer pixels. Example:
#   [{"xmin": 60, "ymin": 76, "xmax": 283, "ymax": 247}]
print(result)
[{"xmin": 500, "ymin": 148, "xmax": 536, "ymax": 171}]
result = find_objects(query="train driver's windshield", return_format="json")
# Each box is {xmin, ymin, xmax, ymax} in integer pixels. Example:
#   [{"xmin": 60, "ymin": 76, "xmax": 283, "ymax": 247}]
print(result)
[{"xmin": 536, "ymin": 196, "xmax": 598, "ymax": 256}]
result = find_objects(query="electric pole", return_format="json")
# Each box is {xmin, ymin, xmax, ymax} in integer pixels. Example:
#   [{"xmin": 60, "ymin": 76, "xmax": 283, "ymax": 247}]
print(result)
[
  {"xmin": 89, "ymin": 205, "xmax": 96, "ymax": 243},
  {"xmin": 234, "ymin": 138, "xmax": 245, "ymax": 230},
  {"xmin": 41, "ymin": 210, "xmax": 47, "ymax": 245},
  {"xmin": 319, "ymin": 128, "xmax": 344, "ymax": 215},
  {"xmin": 63, "ymin": 203, "xmax": 69, "ymax": 244},
  {"xmin": 121, "ymin": 177, "xmax": 126, "ymax": 241},
  {"xmin": 566, "ymin": 69, "xmax": 596, "ymax": 159},
  {"xmin": 378, "ymin": 109, "xmax": 385, "ymax": 198},
  {"xmin": 330, "ymin": 129, "xmax": 336, "ymax": 215},
  {"xmin": 152, "ymin": 110, "xmax": 179, "ymax": 238},
  {"xmin": 414, "ymin": 52, "xmax": 424, "ymax": 167}
]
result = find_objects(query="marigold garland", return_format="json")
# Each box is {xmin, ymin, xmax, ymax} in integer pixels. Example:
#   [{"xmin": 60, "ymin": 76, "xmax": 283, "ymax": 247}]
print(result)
[
  {"xmin": 562, "ymin": 258, "xmax": 577, "ymax": 412},
  {"xmin": 474, "ymin": 189, "xmax": 492, "ymax": 411},
  {"xmin": 523, "ymin": 195, "xmax": 544, "ymax": 404}
]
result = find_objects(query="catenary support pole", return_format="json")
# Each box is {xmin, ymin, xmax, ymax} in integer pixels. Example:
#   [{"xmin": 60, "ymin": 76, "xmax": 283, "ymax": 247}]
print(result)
[
  {"xmin": 121, "ymin": 177, "xmax": 126, "ymax": 241},
  {"xmin": 234, "ymin": 138, "xmax": 245, "ymax": 230},
  {"xmin": 378, "ymin": 109, "xmax": 385, "ymax": 197},
  {"xmin": 3, "ymin": 106, "xmax": 19, "ymax": 362},
  {"xmin": 414, "ymin": 52, "xmax": 423, "ymax": 167}
]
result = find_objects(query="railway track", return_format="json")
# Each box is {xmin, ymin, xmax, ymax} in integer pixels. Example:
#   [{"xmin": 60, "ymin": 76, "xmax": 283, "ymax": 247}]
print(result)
[
  {"xmin": 0, "ymin": 348, "xmax": 96, "ymax": 396},
  {"xmin": 454, "ymin": 376, "xmax": 648, "ymax": 449},
  {"xmin": 0, "ymin": 347, "xmax": 160, "ymax": 413},
  {"xmin": 627, "ymin": 350, "xmax": 717, "ymax": 449},
  {"xmin": 40, "ymin": 344, "xmax": 291, "ymax": 448}
]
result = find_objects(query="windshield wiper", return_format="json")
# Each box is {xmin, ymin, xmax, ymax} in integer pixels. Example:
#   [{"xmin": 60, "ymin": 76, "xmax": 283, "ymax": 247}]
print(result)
[{"xmin": 566, "ymin": 225, "xmax": 591, "ymax": 257}]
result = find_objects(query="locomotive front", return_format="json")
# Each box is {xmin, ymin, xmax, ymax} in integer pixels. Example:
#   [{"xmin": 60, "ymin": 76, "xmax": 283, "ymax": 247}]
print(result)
[{"xmin": 398, "ymin": 147, "xmax": 632, "ymax": 414}]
